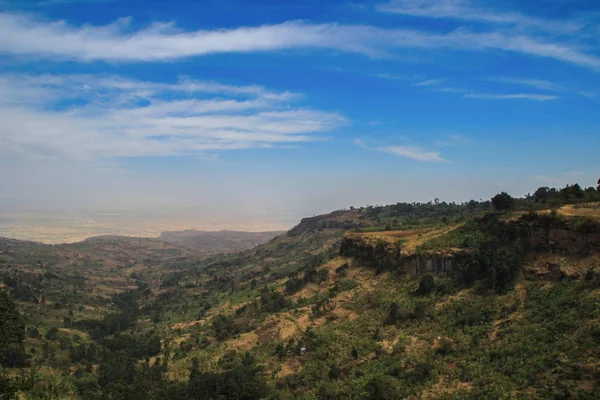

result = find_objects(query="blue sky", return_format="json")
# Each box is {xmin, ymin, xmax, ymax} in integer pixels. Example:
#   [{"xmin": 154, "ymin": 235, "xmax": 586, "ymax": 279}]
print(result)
[{"xmin": 1, "ymin": 0, "xmax": 599, "ymax": 225}]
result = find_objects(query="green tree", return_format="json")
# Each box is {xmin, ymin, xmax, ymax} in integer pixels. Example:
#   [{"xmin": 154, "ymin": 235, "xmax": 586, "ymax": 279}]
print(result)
[
  {"xmin": 317, "ymin": 269, "xmax": 329, "ymax": 283},
  {"xmin": 417, "ymin": 274, "xmax": 435, "ymax": 295},
  {"xmin": 561, "ymin": 183, "xmax": 585, "ymax": 199},
  {"xmin": 367, "ymin": 376, "xmax": 403, "ymax": 400},
  {"xmin": 533, "ymin": 186, "xmax": 551, "ymax": 202},
  {"xmin": 386, "ymin": 302, "xmax": 401, "ymax": 325},
  {"xmin": 0, "ymin": 371, "xmax": 19, "ymax": 400},
  {"xmin": 45, "ymin": 327, "xmax": 59, "ymax": 341},
  {"xmin": 491, "ymin": 192, "xmax": 515, "ymax": 211},
  {"xmin": 0, "ymin": 290, "xmax": 27, "ymax": 368}
]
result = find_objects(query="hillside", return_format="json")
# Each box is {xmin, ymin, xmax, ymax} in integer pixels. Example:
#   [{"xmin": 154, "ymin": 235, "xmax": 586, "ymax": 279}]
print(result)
[
  {"xmin": 158, "ymin": 229, "xmax": 284, "ymax": 252},
  {"xmin": 0, "ymin": 185, "xmax": 599, "ymax": 399}
]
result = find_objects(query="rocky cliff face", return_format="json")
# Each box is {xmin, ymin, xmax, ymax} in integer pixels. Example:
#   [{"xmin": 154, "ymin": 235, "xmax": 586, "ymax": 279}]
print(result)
[
  {"xmin": 340, "ymin": 235, "xmax": 462, "ymax": 276},
  {"xmin": 340, "ymin": 214, "xmax": 600, "ymax": 277},
  {"xmin": 287, "ymin": 211, "xmax": 367, "ymax": 237},
  {"xmin": 512, "ymin": 214, "xmax": 600, "ymax": 256}
]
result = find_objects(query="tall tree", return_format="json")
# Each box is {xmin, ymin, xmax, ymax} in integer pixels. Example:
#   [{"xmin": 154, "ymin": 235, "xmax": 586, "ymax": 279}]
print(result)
[
  {"xmin": 491, "ymin": 192, "xmax": 515, "ymax": 212},
  {"xmin": 0, "ymin": 290, "xmax": 27, "ymax": 368}
]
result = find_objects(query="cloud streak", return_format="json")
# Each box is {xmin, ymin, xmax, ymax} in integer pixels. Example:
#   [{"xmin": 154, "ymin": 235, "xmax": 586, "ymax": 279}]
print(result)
[
  {"xmin": 378, "ymin": 0, "xmax": 583, "ymax": 33},
  {"xmin": 415, "ymin": 79, "xmax": 442, "ymax": 86},
  {"xmin": 1, "ymin": 13, "xmax": 600, "ymax": 69},
  {"xmin": 354, "ymin": 139, "xmax": 446, "ymax": 162},
  {"xmin": 464, "ymin": 92, "xmax": 559, "ymax": 101},
  {"xmin": 36, "ymin": 0, "xmax": 119, "ymax": 5},
  {"xmin": 380, "ymin": 145, "xmax": 446, "ymax": 162},
  {"xmin": 486, "ymin": 77, "xmax": 560, "ymax": 91}
]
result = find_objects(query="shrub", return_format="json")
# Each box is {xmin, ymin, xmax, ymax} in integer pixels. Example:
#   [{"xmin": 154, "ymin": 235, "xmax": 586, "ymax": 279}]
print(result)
[
  {"xmin": 45, "ymin": 327, "xmax": 59, "ymax": 341},
  {"xmin": 491, "ymin": 192, "xmax": 515, "ymax": 211},
  {"xmin": 417, "ymin": 275, "xmax": 435, "ymax": 296},
  {"xmin": 285, "ymin": 277, "xmax": 304, "ymax": 294},
  {"xmin": 366, "ymin": 376, "xmax": 404, "ymax": 400},
  {"xmin": 335, "ymin": 263, "xmax": 349, "ymax": 274}
]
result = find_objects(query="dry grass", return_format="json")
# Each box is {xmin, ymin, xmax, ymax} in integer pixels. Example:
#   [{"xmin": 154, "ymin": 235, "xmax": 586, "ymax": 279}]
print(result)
[
  {"xmin": 348, "ymin": 225, "xmax": 462, "ymax": 254},
  {"xmin": 275, "ymin": 358, "xmax": 302, "ymax": 378},
  {"xmin": 225, "ymin": 331, "xmax": 259, "ymax": 351},
  {"xmin": 420, "ymin": 377, "xmax": 473, "ymax": 400},
  {"xmin": 558, "ymin": 203, "xmax": 600, "ymax": 220}
]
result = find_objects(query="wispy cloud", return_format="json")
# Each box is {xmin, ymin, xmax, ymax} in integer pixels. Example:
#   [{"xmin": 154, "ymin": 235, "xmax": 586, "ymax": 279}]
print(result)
[
  {"xmin": 378, "ymin": 0, "xmax": 582, "ymax": 33},
  {"xmin": 486, "ymin": 77, "xmax": 560, "ymax": 91},
  {"xmin": 380, "ymin": 145, "xmax": 446, "ymax": 162},
  {"xmin": 486, "ymin": 76, "xmax": 599, "ymax": 100},
  {"xmin": 435, "ymin": 134, "xmax": 468, "ymax": 147},
  {"xmin": 0, "ymin": 73, "xmax": 346, "ymax": 161},
  {"xmin": 415, "ymin": 79, "xmax": 442, "ymax": 86},
  {"xmin": 353, "ymin": 138, "xmax": 370, "ymax": 149},
  {"xmin": 1, "ymin": 13, "xmax": 600, "ymax": 69},
  {"xmin": 355, "ymin": 139, "xmax": 446, "ymax": 162},
  {"xmin": 373, "ymin": 73, "xmax": 412, "ymax": 81},
  {"xmin": 464, "ymin": 92, "xmax": 559, "ymax": 101},
  {"xmin": 37, "ymin": 0, "xmax": 119, "ymax": 5},
  {"xmin": 579, "ymin": 91, "xmax": 597, "ymax": 99},
  {"xmin": 426, "ymin": 85, "xmax": 561, "ymax": 101},
  {"xmin": 377, "ymin": 74, "xmax": 563, "ymax": 101}
]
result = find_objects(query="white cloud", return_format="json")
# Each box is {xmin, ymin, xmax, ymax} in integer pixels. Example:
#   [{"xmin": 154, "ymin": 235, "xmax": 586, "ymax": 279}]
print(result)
[
  {"xmin": 464, "ymin": 92, "xmax": 559, "ymax": 101},
  {"xmin": 0, "ymin": 73, "xmax": 346, "ymax": 161},
  {"xmin": 415, "ymin": 79, "xmax": 442, "ymax": 86},
  {"xmin": 355, "ymin": 139, "xmax": 446, "ymax": 162},
  {"xmin": 428, "ymin": 85, "xmax": 561, "ymax": 101},
  {"xmin": 435, "ymin": 134, "xmax": 468, "ymax": 147},
  {"xmin": 378, "ymin": 0, "xmax": 582, "ymax": 33},
  {"xmin": 353, "ymin": 138, "xmax": 370, "ymax": 149},
  {"xmin": 487, "ymin": 77, "xmax": 600, "ymax": 100},
  {"xmin": 1, "ymin": 13, "xmax": 600, "ymax": 69},
  {"xmin": 36, "ymin": 0, "xmax": 118, "ymax": 4},
  {"xmin": 380, "ymin": 145, "xmax": 446, "ymax": 162},
  {"xmin": 486, "ymin": 77, "xmax": 559, "ymax": 91},
  {"xmin": 373, "ymin": 73, "xmax": 411, "ymax": 81},
  {"xmin": 580, "ymin": 91, "xmax": 597, "ymax": 99}
]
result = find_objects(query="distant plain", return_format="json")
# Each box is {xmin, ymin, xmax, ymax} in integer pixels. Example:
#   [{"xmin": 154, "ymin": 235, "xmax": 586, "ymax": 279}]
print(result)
[{"xmin": 0, "ymin": 211, "xmax": 297, "ymax": 244}]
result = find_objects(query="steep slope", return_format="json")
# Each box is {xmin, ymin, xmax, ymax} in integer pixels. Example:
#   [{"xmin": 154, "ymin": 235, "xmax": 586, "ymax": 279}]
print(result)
[{"xmin": 158, "ymin": 229, "xmax": 284, "ymax": 252}]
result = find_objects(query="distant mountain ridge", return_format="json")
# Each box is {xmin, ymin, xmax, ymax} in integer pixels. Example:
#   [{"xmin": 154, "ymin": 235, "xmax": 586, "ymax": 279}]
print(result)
[{"xmin": 157, "ymin": 229, "xmax": 284, "ymax": 252}]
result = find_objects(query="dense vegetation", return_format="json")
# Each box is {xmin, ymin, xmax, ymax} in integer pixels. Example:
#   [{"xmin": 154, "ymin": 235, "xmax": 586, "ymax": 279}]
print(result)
[{"xmin": 0, "ymin": 181, "xmax": 599, "ymax": 399}]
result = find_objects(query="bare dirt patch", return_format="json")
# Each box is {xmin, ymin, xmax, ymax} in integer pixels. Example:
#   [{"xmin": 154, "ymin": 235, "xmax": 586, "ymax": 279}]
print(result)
[
  {"xmin": 421, "ymin": 377, "xmax": 473, "ymax": 399},
  {"xmin": 171, "ymin": 320, "xmax": 203, "ymax": 331},
  {"xmin": 276, "ymin": 358, "xmax": 302, "ymax": 378},
  {"xmin": 351, "ymin": 225, "xmax": 462, "ymax": 254},
  {"xmin": 277, "ymin": 317, "xmax": 301, "ymax": 340},
  {"xmin": 558, "ymin": 203, "xmax": 600, "ymax": 221},
  {"xmin": 405, "ymin": 336, "xmax": 430, "ymax": 359},
  {"xmin": 226, "ymin": 331, "xmax": 259, "ymax": 351}
]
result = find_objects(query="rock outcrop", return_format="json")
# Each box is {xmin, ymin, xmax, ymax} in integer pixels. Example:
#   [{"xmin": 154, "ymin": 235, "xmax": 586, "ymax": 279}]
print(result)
[
  {"xmin": 340, "ymin": 213, "xmax": 600, "ymax": 277},
  {"xmin": 287, "ymin": 211, "xmax": 367, "ymax": 237}
]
